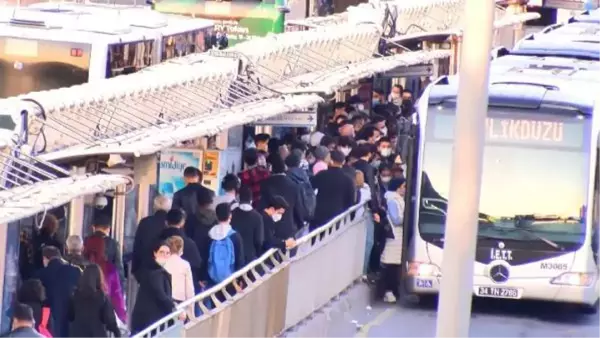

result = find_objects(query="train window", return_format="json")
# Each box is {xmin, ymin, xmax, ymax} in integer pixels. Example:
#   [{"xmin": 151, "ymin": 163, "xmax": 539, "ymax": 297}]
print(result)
[
  {"xmin": 107, "ymin": 41, "xmax": 154, "ymax": 78},
  {"xmin": 161, "ymin": 30, "xmax": 207, "ymax": 61}
]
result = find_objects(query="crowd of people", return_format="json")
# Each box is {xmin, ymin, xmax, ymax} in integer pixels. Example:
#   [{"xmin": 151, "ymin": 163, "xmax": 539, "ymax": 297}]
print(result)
[
  {"xmin": 3, "ymin": 85, "xmax": 416, "ymax": 337},
  {"xmin": 6, "ymin": 213, "xmax": 127, "ymax": 338}
]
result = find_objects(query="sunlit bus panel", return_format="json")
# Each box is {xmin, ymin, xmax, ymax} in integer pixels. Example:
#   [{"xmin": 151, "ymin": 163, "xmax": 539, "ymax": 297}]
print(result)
[{"xmin": 0, "ymin": 37, "xmax": 90, "ymax": 98}]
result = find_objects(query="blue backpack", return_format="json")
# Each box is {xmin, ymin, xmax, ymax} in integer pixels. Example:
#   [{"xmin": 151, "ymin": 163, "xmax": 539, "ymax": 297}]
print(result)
[{"xmin": 208, "ymin": 229, "xmax": 236, "ymax": 284}]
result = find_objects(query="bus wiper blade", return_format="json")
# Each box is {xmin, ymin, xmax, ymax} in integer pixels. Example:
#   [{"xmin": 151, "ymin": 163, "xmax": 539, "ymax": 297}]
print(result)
[{"xmin": 497, "ymin": 227, "xmax": 565, "ymax": 251}]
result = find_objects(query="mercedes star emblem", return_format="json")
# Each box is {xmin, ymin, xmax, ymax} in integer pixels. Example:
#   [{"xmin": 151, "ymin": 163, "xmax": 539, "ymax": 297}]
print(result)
[{"xmin": 489, "ymin": 265, "xmax": 509, "ymax": 283}]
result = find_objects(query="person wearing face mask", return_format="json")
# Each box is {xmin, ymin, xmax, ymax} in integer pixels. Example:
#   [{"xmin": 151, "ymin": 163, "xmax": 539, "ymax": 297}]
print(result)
[
  {"xmin": 399, "ymin": 90, "xmax": 415, "ymax": 119},
  {"xmin": 378, "ymin": 164, "xmax": 393, "ymax": 204},
  {"xmin": 336, "ymin": 136, "xmax": 355, "ymax": 158},
  {"xmin": 380, "ymin": 178, "xmax": 407, "ymax": 303},
  {"xmin": 351, "ymin": 114, "xmax": 367, "ymax": 135},
  {"xmin": 371, "ymin": 89, "xmax": 384, "ymax": 108},
  {"xmin": 357, "ymin": 126, "xmax": 382, "ymax": 145},
  {"xmin": 261, "ymin": 196, "xmax": 297, "ymax": 252},
  {"xmin": 131, "ymin": 242, "xmax": 184, "ymax": 335},
  {"xmin": 388, "ymin": 84, "xmax": 403, "ymax": 106},
  {"xmin": 377, "ymin": 137, "xmax": 394, "ymax": 161},
  {"xmin": 371, "ymin": 115, "xmax": 388, "ymax": 137},
  {"xmin": 351, "ymin": 145, "xmax": 381, "ymax": 220}
]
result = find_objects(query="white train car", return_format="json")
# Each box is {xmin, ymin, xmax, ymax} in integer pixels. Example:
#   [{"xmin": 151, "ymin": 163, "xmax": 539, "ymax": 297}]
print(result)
[{"xmin": 0, "ymin": 3, "xmax": 214, "ymax": 98}]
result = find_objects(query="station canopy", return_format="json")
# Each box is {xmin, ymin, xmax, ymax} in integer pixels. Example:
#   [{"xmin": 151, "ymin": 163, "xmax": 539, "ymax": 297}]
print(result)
[
  {"xmin": 0, "ymin": 21, "xmax": 451, "ymax": 162},
  {"xmin": 289, "ymin": 0, "xmax": 540, "ymax": 44},
  {"xmin": 0, "ymin": 145, "xmax": 129, "ymax": 225}
]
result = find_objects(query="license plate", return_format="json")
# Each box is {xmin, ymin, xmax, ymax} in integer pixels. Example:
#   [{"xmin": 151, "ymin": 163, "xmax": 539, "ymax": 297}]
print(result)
[{"xmin": 476, "ymin": 286, "xmax": 520, "ymax": 299}]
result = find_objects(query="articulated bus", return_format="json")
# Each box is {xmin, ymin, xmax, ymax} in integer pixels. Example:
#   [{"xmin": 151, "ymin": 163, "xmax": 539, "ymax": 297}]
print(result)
[
  {"xmin": 405, "ymin": 65, "xmax": 599, "ymax": 313},
  {"xmin": 0, "ymin": 3, "xmax": 214, "ymax": 98}
]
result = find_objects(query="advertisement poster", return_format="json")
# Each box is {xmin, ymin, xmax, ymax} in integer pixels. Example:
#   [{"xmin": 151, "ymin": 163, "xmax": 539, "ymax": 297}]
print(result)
[
  {"xmin": 158, "ymin": 149, "xmax": 203, "ymax": 200},
  {"xmin": 153, "ymin": 0, "xmax": 285, "ymax": 45},
  {"xmin": 202, "ymin": 150, "xmax": 220, "ymax": 192}
]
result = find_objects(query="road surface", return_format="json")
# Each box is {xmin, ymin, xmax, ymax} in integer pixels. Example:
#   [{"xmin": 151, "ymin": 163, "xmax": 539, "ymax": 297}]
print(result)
[{"xmin": 285, "ymin": 282, "xmax": 599, "ymax": 337}]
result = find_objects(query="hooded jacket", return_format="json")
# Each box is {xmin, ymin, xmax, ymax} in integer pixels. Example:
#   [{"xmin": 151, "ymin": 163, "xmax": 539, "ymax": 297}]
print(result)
[{"xmin": 206, "ymin": 224, "xmax": 245, "ymax": 285}]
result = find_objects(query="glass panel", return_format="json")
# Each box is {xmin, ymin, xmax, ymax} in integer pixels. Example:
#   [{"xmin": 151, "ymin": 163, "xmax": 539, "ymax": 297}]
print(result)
[
  {"xmin": 123, "ymin": 185, "xmax": 139, "ymax": 256},
  {"xmin": 0, "ymin": 38, "xmax": 90, "ymax": 98},
  {"xmin": 419, "ymin": 103, "xmax": 591, "ymax": 248},
  {"xmin": 1, "ymin": 222, "xmax": 21, "ymax": 333},
  {"xmin": 107, "ymin": 41, "xmax": 154, "ymax": 78}
]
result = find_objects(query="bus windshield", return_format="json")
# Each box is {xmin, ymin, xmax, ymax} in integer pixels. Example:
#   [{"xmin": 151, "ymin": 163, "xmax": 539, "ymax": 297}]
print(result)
[
  {"xmin": 0, "ymin": 37, "xmax": 90, "ymax": 98},
  {"xmin": 419, "ymin": 103, "xmax": 592, "ymax": 248}
]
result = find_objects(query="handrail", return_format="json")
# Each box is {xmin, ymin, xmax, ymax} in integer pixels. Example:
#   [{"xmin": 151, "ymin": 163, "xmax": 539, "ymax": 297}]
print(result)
[{"xmin": 132, "ymin": 199, "xmax": 370, "ymax": 338}]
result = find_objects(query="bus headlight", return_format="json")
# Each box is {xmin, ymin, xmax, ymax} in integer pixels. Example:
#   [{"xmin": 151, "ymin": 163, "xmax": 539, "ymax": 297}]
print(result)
[
  {"xmin": 550, "ymin": 272, "xmax": 595, "ymax": 287},
  {"xmin": 407, "ymin": 262, "xmax": 442, "ymax": 277}
]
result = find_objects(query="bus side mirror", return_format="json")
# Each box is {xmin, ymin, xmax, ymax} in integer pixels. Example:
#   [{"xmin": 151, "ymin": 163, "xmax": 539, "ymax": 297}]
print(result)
[{"xmin": 491, "ymin": 47, "xmax": 510, "ymax": 60}]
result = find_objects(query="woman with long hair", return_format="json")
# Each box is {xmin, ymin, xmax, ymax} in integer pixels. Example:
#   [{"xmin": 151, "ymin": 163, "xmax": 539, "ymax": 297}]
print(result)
[
  {"xmin": 83, "ymin": 236, "xmax": 126, "ymax": 323},
  {"xmin": 68, "ymin": 264, "xmax": 120, "ymax": 337},
  {"xmin": 33, "ymin": 214, "xmax": 65, "ymax": 271}
]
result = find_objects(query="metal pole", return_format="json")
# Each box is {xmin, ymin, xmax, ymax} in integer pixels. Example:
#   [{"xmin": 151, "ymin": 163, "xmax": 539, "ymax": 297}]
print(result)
[{"xmin": 435, "ymin": 0, "xmax": 494, "ymax": 337}]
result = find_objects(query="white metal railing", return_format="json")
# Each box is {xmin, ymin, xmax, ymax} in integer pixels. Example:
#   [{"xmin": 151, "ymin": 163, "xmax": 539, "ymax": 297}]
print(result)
[{"xmin": 133, "ymin": 200, "xmax": 370, "ymax": 338}]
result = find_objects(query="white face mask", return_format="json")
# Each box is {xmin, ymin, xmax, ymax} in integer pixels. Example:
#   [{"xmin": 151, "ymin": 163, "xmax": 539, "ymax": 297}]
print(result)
[
  {"xmin": 380, "ymin": 127, "xmax": 388, "ymax": 136},
  {"xmin": 257, "ymin": 156, "xmax": 267, "ymax": 167},
  {"xmin": 380, "ymin": 176, "xmax": 392, "ymax": 183},
  {"xmin": 156, "ymin": 258, "xmax": 167, "ymax": 266},
  {"xmin": 380, "ymin": 148, "xmax": 392, "ymax": 157},
  {"xmin": 339, "ymin": 147, "xmax": 351, "ymax": 156},
  {"xmin": 272, "ymin": 213, "xmax": 283, "ymax": 222}
]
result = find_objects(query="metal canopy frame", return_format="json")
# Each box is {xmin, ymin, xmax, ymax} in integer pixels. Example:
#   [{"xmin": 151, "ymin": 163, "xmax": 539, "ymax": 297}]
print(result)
[{"xmin": 0, "ymin": 145, "xmax": 129, "ymax": 224}]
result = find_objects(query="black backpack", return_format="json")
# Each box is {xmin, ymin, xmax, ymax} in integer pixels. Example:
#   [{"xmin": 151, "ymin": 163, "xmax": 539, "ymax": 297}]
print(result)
[{"xmin": 294, "ymin": 179, "xmax": 316, "ymax": 220}]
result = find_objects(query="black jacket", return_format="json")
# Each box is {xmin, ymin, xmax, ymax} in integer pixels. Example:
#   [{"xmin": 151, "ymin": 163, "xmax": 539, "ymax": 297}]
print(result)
[
  {"xmin": 231, "ymin": 206, "xmax": 264, "ymax": 263},
  {"xmin": 259, "ymin": 174, "xmax": 303, "ymax": 238},
  {"xmin": 173, "ymin": 183, "xmax": 214, "ymax": 227},
  {"xmin": 261, "ymin": 212, "xmax": 287, "ymax": 252},
  {"xmin": 160, "ymin": 226, "xmax": 203, "ymax": 288},
  {"xmin": 85, "ymin": 232, "xmax": 125, "ymax": 289},
  {"xmin": 191, "ymin": 208, "xmax": 218, "ymax": 282},
  {"xmin": 310, "ymin": 166, "xmax": 356, "ymax": 229},
  {"xmin": 64, "ymin": 253, "xmax": 89, "ymax": 272},
  {"xmin": 32, "ymin": 231, "xmax": 64, "ymax": 271},
  {"xmin": 353, "ymin": 159, "xmax": 379, "ymax": 211},
  {"xmin": 131, "ymin": 261, "xmax": 175, "ymax": 334},
  {"xmin": 132, "ymin": 210, "xmax": 167, "ymax": 274},
  {"xmin": 35, "ymin": 259, "xmax": 81, "ymax": 337},
  {"xmin": 68, "ymin": 289, "xmax": 120, "ymax": 337}
]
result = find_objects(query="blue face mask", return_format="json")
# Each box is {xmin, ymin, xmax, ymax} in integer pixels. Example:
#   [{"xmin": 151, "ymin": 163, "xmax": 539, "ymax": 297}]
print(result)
[{"xmin": 372, "ymin": 99, "xmax": 380, "ymax": 106}]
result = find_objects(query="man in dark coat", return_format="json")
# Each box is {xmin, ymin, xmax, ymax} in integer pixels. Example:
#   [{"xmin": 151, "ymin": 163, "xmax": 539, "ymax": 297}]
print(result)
[
  {"xmin": 172, "ymin": 167, "xmax": 215, "ymax": 238},
  {"xmin": 35, "ymin": 246, "xmax": 81, "ymax": 337},
  {"xmin": 259, "ymin": 154, "xmax": 304, "ymax": 239},
  {"xmin": 352, "ymin": 144, "xmax": 381, "ymax": 214},
  {"xmin": 132, "ymin": 195, "xmax": 171, "ymax": 275},
  {"xmin": 85, "ymin": 213, "xmax": 125, "ymax": 288},
  {"xmin": 310, "ymin": 150, "xmax": 356, "ymax": 231},
  {"xmin": 160, "ymin": 208, "xmax": 203, "ymax": 293}
]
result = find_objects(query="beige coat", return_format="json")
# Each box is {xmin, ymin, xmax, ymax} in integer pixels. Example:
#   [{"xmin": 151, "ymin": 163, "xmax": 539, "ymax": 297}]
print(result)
[{"xmin": 164, "ymin": 254, "xmax": 195, "ymax": 319}]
